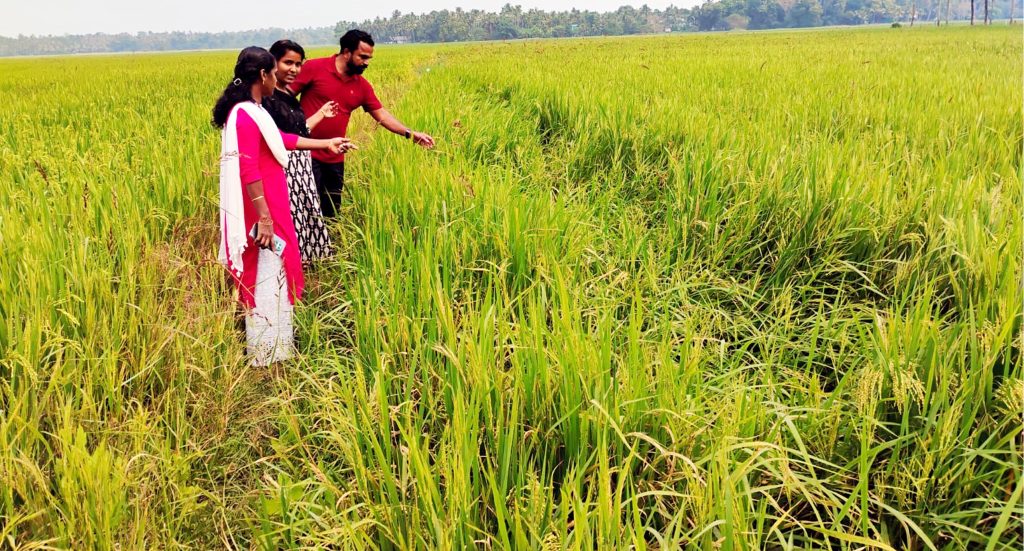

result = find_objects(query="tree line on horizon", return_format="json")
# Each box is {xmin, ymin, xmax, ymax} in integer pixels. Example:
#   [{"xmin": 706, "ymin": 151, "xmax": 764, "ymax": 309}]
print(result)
[
  {"xmin": 339, "ymin": 0, "xmax": 1018, "ymax": 40},
  {"xmin": 2, "ymin": 1, "xmax": 1019, "ymax": 57}
]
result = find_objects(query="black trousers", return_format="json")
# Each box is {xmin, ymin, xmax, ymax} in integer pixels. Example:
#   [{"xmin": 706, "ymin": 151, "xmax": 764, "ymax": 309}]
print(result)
[{"xmin": 311, "ymin": 159, "xmax": 344, "ymax": 218}]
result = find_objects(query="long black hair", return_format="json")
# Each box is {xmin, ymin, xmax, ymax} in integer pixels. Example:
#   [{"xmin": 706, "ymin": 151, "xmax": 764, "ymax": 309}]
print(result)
[
  {"xmin": 211, "ymin": 46, "xmax": 276, "ymax": 128},
  {"xmin": 269, "ymin": 39, "xmax": 305, "ymax": 61}
]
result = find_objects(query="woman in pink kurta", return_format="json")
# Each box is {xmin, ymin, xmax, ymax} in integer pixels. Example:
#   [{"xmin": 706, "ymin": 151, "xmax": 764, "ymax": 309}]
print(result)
[
  {"xmin": 235, "ymin": 107, "xmax": 304, "ymax": 307},
  {"xmin": 213, "ymin": 47, "xmax": 351, "ymax": 365}
]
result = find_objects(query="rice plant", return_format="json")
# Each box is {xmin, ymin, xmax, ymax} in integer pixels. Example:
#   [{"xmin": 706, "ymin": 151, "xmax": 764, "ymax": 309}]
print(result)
[{"xmin": 0, "ymin": 26, "xmax": 1020, "ymax": 549}]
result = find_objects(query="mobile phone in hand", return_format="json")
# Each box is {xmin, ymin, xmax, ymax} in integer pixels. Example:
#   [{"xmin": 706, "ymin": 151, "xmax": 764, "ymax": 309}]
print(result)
[{"xmin": 249, "ymin": 224, "xmax": 287, "ymax": 256}]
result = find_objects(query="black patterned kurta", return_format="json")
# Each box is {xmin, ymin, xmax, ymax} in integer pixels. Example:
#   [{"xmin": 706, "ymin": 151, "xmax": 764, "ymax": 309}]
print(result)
[{"xmin": 264, "ymin": 89, "xmax": 334, "ymax": 264}]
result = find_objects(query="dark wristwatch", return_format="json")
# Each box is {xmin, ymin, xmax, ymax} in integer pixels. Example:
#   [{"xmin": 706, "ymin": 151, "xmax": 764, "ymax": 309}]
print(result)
[{"xmin": 404, "ymin": 129, "xmax": 413, "ymax": 140}]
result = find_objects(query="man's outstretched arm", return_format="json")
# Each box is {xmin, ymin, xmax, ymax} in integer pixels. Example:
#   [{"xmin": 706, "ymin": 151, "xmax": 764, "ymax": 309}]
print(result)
[{"xmin": 369, "ymin": 108, "xmax": 435, "ymax": 148}]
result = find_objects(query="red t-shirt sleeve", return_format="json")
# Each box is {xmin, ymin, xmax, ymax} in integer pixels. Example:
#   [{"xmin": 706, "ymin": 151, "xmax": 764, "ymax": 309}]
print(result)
[
  {"xmin": 236, "ymin": 109, "xmax": 261, "ymax": 185},
  {"xmin": 362, "ymin": 79, "xmax": 383, "ymax": 112}
]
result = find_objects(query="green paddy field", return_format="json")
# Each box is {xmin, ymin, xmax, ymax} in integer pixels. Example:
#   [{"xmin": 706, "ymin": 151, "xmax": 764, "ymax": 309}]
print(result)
[{"xmin": 0, "ymin": 25, "xmax": 1021, "ymax": 549}]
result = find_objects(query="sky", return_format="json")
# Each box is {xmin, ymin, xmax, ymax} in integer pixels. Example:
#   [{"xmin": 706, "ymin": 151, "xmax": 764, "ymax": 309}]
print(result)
[{"xmin": 1, "ymin": 0, "xmax": 696, "ymax": 38}]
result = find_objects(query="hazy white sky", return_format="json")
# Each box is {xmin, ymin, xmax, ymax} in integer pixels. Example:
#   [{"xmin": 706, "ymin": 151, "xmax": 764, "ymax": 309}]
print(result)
[{"xmin": 1, "ymin": 0, "xmax": 695, "ymax": 38}]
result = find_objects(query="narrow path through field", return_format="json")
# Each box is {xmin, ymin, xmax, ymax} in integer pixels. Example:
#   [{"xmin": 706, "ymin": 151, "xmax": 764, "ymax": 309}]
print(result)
[{"xmin": 203, "ymin": 52, "xmax": 444, "ymax": 546}]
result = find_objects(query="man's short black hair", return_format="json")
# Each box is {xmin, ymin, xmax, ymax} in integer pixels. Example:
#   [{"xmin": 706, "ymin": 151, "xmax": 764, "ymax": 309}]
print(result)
[{"xmin": 339, "ymin": 30, "xmax": 374, "ymax": 54}]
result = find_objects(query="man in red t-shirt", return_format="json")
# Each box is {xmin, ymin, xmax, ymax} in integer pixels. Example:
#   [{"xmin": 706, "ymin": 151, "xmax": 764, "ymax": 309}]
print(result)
[{"xmin": 289, "ymin": 29, "xmax": 435, "ymax": 218}]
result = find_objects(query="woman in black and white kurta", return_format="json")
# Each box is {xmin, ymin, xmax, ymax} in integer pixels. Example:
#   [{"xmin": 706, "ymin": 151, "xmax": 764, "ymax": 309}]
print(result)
[{"xmin": 263, "ymin": 39, "xmax": 337, "ymax": 265}]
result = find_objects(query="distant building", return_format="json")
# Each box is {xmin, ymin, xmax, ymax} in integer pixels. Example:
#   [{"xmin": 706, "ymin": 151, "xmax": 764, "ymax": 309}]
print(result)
[{"xmin": 391, "ymin": 35, "xmax": 410, "ymax": 44}]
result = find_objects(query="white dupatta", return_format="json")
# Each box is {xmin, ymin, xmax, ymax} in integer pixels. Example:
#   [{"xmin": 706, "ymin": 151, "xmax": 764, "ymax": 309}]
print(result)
[{"xmin": 219, "ymin": 101, "xmax": 289, "ymax": 276}]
